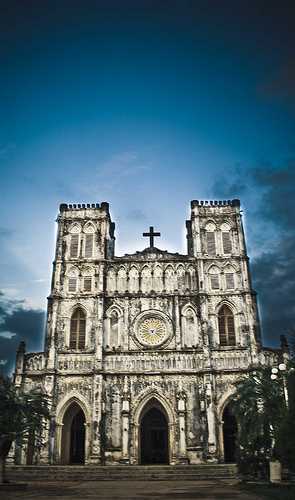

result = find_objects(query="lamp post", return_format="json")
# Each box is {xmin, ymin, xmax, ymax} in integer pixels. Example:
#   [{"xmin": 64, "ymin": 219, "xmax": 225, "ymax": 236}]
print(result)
[
  {"xmin": 271, "ymin": 363, "xmax": 288, "ymax": 406},
  {"xmin": 269, "ymin": 362, "xmax": 293, "ymax": 482}
]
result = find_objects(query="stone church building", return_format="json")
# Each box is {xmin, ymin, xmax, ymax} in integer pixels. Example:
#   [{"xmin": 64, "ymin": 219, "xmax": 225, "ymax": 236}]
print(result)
[{"xmin": 13, "ymin": 199, "xmax": 281, "ymax": 466}]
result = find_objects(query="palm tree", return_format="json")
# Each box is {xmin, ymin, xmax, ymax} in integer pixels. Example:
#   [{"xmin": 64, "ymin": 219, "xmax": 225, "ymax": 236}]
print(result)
[
  {"xmin": 0, "ymin": 376, "xmax": 50, "ymax": 483},
  {"xmin": 231, "ymin": 367, "xmax": 286, "ymax": 477}
]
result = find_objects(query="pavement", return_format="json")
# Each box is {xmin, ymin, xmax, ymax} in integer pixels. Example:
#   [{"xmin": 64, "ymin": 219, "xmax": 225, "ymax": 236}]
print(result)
[{"xmin": 1, "ymin": 480, "xmax": 266, "ymax": 500}]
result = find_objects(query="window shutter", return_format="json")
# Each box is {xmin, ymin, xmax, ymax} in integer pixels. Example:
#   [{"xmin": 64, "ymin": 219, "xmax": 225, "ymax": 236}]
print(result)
[
  {"xmin": 70, "ymin": 316, "xmax": 78, "ymax": 349},
  {"xmin": 78, "ymin": 314, "xmax": 86, "ymax": 349},
  {"xmin": 70, "ymin": 309, "xmax": 86, "ymax": 350},
  {"xmin": 222, "ymin": 232, "xmax": 232, "ymax": 254},
  {"xmin": 68, "ymin": 277, "xmax": 77, "ymax": 292},
  {"xmin": 85, "ymin": 234, "xmax": 94, "ymax": 258},
  {"xmin": 206, "ymin": 232, "xmax": 216, "ymax": 255},
  {"xmin": 218, "ymin": 306, "xmax": 236, "ymax": 346},
  {"xmin": 210, "ymin": 274, "xmax": 219, "ymax": 289},
  {"xmin": 227, "ymin": 316, "xmax": 236, "ymax": 345},
  {"xmin": 225, "ymin": 273, "xmax": 235, "ymax": 289},
  {"xmin": 84, "ymin": 277, "xmax": 92, "ymax": 292},
  {"xmin": 70, "ymin": 235, "xmax": 79, "ymax": 258},
  {"xmin": 218, "ymin": 315, "xmax": 227, "ymax": 346}
]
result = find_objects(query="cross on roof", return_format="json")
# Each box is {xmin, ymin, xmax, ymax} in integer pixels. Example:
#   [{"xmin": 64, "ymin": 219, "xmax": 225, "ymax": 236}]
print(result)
[{"xmin": 142, "ymin": 226, "xmax": 161, "ymax": 248}]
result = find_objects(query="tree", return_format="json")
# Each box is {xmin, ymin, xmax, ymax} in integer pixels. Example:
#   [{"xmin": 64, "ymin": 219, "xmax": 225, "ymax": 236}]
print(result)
[
  {"xmin": 231, "ymin": 367, "xmax": 286, "ymax": 478},
  {"xmin": 0, "ymin": 376, "xmax": 50, "ymax": 483}
]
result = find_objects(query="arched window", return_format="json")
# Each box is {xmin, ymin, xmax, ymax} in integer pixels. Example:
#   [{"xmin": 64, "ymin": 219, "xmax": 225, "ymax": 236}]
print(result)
[
  {"xmin": 218, "ymin": 305, "xmax": 235, "ymax": 346},
  {"xmin": 70, "ymin": 309, "xmax": 86, "ymax": 349}
]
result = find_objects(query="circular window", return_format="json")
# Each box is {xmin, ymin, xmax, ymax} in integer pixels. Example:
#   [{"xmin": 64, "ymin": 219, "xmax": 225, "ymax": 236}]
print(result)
[{"xmin": 134, "ymin": 311, "xmax": 172, "ymax": 348}]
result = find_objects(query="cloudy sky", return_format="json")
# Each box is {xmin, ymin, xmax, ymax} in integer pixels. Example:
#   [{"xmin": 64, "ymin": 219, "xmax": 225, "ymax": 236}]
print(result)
[{"xmin": 1, "ymin": 1, "xmax": 295, "ymax": 375}]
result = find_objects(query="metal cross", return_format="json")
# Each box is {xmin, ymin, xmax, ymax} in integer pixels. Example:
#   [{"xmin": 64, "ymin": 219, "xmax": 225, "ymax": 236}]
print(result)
[{"xmin": 142, "ymin": 226, "xmax": 161, "ymax": 248}]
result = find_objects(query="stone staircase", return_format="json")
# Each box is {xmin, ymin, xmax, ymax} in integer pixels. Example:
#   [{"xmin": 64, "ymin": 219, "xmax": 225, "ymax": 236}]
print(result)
[{"xmin": 7, "ymin": 464, "xmax": 238, "ymax": 482}]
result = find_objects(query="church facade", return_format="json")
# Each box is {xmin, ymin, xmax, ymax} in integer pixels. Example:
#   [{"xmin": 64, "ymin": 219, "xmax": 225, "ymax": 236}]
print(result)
[{"xmin": 13, "ymin": 199, "xmax": 281, "ymax": 466}]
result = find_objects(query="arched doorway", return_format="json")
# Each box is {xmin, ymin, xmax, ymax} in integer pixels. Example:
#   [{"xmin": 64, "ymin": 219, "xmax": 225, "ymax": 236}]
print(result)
[
  {"xmin": 222, "ymin": 404, "xmax": 237, "ymax": 463},
  {"xmin": 61, "ymin": 402, "xmax": 86, "ymax": 464},
  {"xmin": 140, "ymin": 401, "xmax": 169, "ymax": 465}
]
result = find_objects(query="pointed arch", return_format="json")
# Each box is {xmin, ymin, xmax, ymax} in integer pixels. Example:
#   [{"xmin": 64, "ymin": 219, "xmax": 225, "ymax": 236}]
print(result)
[
  {"xmin": 176, "ymin": 264, "xmax": 185, "ymax": 292},
  {"xmin": 117, "ymin": 266, "xmax": 127, "ymax": 292},
  {"xmin": 181, "ymin": 304, "xmax": 198, "ymax": 347},
  {"xmin": 69, "ymin": 307, "xmax": 86, "ymax": 349},
  {"xmin": 185, "ymin": 265, "xmax": 196, "ymax": 290},
  {"xmin": 129, "ymin": 266, "xmax": 139, "ymax": 293},
  {"xmin": 56, "ymin": 396, "xmax": 90, "ymax": 465},
  {"xmin": 218, "ymin": 304, "xmax": 236, "ymax": 346},
  {"xmin": 107, "ymin": 267, "xmax": 116, "ymax": 292},
  {"xmin": 153, "ymin": 265, "xmax": 163, "ymax": 291},
  {"xmin": 105, "ymin": 305, "xmax": 123, "ymax": 349},
  {"xmin": 141, "ymin": 265, "xmax": 151, "ymax": 293},
  {"xmin": 208, "ymin": 264, "xmax": 220, "ymax": 290},
  {"xmin": 68, "ymin": 223, "xmax": 81, "ymax": 234},
  {"xmin": 164, "ymin": 265, "xmax": 175, "ymax": 292},
  {"xmin": 66, "ymin": 266, "xmax": 79, "ymax": 293},
  {"xmin": 223, "ymin": 264, "xmax": 235, "ymax": 290},
  {"xmin": 83, "ymin": 221, "xmax": 95, "ymax": 233},
  {"xmin": 132, "ymin": 390, "xmax": 175, "ymax": 465}
]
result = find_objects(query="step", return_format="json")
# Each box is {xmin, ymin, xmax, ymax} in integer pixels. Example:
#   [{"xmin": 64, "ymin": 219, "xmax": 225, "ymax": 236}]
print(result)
[{"xmin": 7, "ymin": 464, "xmax": 238, "ymax": 482}]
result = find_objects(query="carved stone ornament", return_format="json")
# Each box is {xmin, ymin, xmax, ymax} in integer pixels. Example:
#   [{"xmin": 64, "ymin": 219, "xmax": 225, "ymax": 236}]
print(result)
[{"xmin": 133, "ymin": 310, "xmax": 172, "ymax": 348}]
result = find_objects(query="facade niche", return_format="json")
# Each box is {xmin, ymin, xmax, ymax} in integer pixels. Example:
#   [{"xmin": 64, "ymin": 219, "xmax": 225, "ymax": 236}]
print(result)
[{"xmin": 181, "ymin": 306, "xmax": 198, "ymax": 347}]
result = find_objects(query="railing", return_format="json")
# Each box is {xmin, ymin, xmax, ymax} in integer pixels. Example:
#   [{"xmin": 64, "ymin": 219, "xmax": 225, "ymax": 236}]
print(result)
[
  {"xmin": 57, "ymin": 354, "xmax": 94, "ymax": 372},
  {"xmin": 25, "ymin": 353, "xmax": 45, "ymax": 372}
]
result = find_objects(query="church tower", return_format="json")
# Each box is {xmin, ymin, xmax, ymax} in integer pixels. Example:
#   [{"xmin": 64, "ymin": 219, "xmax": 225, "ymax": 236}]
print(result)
[{"xmin": 13, "ymin": 199, "xmax": 280, "ymax": 467}]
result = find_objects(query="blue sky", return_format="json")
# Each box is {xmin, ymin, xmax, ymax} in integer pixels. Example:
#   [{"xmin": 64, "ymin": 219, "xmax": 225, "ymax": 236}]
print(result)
[{"xmin": 1, "ymin": 1, "xmax": 295, "ymax": 373}]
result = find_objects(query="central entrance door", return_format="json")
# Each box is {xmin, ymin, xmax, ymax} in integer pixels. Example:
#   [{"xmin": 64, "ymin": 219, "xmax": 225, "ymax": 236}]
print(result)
[
  {"xmin": 70, "ymin": 409, "xmax": 85, "ymax": 464},
  {"xmin": 223, "ymin": 404, "xmax": 237, "ymax": 463},
  {"xmin": 61, "ymin": 402, "xmax": 86, "ymax": 464},
  {"xmin": 140, "ymin": 405, "xmax": 169, "ymax": 464}
]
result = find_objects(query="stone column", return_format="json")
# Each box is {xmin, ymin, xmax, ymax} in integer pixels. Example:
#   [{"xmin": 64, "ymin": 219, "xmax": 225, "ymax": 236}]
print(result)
[
  {"xmin": 89, "ymin": 374, "xmax": 103, "ymax": 463},
  {"xmin": 120, "ymin": 378, "xmax": 130, "ymax": 463},
  {"xmin": 204, "ymin": 377, "xmax": 217, "ymax": 461},
  {"xmin": 174, "ymin": 296, "xmax": 181, "ymax": 350},
  {"xmin": 177, "ymin": 389, "xmax": 188, "ymax": 463}
]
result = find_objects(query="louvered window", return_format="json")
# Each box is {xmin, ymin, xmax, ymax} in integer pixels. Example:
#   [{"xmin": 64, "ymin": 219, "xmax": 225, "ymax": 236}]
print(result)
[
  {"xmin": 222, "ymin": 232, "xmax": 232, "ymax": 254},
  {"xmin": 70, "ymin": 309, "xmax": 86, "ymax": 350},
  {"xmin": 85, "ymin": 234, "xmax": 94, "ymax": 258},
  {"xmin": 225, "ymin": 273, "xmax": 235, "ymax": 290},
  {"xmin": 206, "ymin": 232, "xmax": 216, "ymax": 255},
  {"xmin": 218, "ymin": 305, "xmax": 236, "ymax": 346},
  {"xmin": 68, "ymin": 277, "xmax": 77, "ymax": 293},
  {"xmin": 210, "ymin": 274, "xmax": 219, "ymax": 289},
  {"xmin": 70, "ymin": 235, "xmax": 79, "ymax": 258},
  {"xmin": 84, "ymin": 277, "xmax": 92, "ymax": 292}
]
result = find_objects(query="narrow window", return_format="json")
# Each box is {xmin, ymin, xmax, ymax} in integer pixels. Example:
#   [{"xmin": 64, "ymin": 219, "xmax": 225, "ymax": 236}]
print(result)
[
  {"xmin": 70, "ymin": 235, "xmax": 79, "ymax": 258},
  {"xmin": 68, "ymin": 277, "xmax": 77, "ymax": 293},
  {"xmin": 84, "ymin": 277, "xmax": 92, "ymax": 292},
  {"xmin": 85, "ymin": 234, "xmax": 94, "ymax": 258},
  {"xmin": 222, "ymin": 232, "xmax": 232, "ymax": 254},
  {"xmin": 70, "ymin": 309, "xmax": 86, "ymax": 349},
  {"xmin": 206, "ymin": 232, "xmax": 216, "ymax": 255},
  {"xmin": 210, "ymin": 274, "xmax": 219, "ymax": 290},
  {"xmin": 225, "ymin": 273, "xmax": 235, "ymax": 290},
  {"xmin": 218, "ymin": 305, "xmax": 235, "ymax": 346}
]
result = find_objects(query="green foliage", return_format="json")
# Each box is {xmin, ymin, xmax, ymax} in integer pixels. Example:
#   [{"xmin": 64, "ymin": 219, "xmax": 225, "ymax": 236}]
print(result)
[
  {"xmin": 0, "ymin": 376, "xmax": 50, "ymax": 456},
  {"xmin": 232, "ymin": 367, "xmax": 287, "ymax": 477},
  {"xmin": 276, "ymin": 362, "xmax": 295, "ymax": 471}
]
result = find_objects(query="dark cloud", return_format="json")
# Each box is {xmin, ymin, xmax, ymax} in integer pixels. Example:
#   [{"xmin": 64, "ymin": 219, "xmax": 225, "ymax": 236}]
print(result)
[
  {"xmin": 211, "ymin": 162, "xmax": 295, "ymax": 348},
  {"xmin": 0, "ymin": 227, "xmax": 14, "ymax": 239},
  {"xmin": 0, "ymin": 291, "xmax": 45, "ymax": 376},
  {"xmin": 260, "ymin": 62, "xmax": 295, "ymax": 105},
  {"xmin": 126, "ymin": 209, "xmax": 147, "ymax": 221}
]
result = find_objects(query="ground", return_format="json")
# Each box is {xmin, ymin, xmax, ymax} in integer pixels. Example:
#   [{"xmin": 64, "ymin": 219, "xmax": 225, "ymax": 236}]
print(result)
[{"xmin": 2, "ymin": 480, "xmax": 295, "ymax": 500}]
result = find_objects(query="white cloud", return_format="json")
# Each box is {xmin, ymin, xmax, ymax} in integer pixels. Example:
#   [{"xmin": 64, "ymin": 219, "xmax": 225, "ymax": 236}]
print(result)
[{"xmin": 0, "ymin": 331, "xmax": 16, "ymax": 339}]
